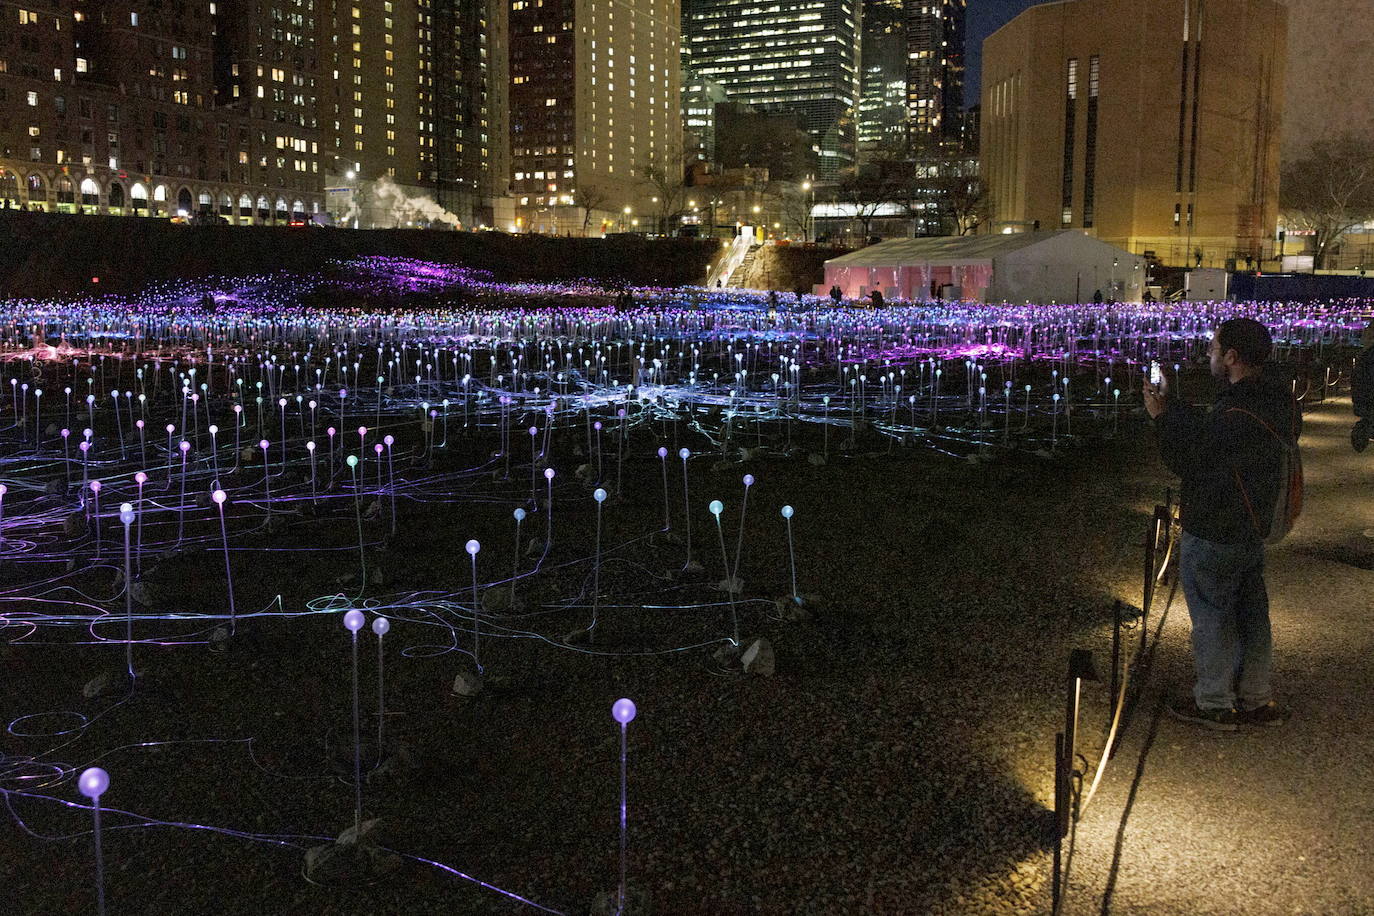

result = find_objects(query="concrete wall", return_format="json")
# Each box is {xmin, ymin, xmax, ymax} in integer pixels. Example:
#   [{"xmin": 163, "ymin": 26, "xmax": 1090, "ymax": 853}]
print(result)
[{"xmin": 735, "ymin": 243, "xmax": 853, "ymax": 293}]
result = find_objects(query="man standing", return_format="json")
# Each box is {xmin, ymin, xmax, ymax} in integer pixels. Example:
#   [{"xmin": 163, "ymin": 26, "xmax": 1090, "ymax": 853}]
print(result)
[{"xmin": 1144, "ymin": 318, "xmax": 1300, "ymax": 730}]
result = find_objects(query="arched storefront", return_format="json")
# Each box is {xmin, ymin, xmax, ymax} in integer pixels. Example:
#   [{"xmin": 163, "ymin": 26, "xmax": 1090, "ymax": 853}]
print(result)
[
  {"xmin": 0, "ymin": 169, "xmax": 19, "ymax": 209},
  {"xmin": 26, "ymin": 174, "xmax": 47, "ymax": 210},
  {"xmin": 108, "ymin": 181, "xmax": 125, "ymax": 214},
  {"xmin": 176, "ymin": 187, "xmax": 193, "ymax": 215},
  {"xmin": 55, "ymin": 176, "xmax": 76, "ymax": 213},
  {"xmin": 79, "ymin": 177, "xmax": 101, "ymax": 209},
  {"xmin": 130, "ymin": 182, "xmax": 149, "ymax": 215},
  {"xmin": 238, "ymin": 193, "xmax": 253, "ymax": 223}
]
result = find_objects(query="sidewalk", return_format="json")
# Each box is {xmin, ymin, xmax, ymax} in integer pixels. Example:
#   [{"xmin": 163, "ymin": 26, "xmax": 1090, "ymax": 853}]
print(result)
[{"xmin": 1060, "ymin": 396, "xmax": 1374, "ymax": 916}]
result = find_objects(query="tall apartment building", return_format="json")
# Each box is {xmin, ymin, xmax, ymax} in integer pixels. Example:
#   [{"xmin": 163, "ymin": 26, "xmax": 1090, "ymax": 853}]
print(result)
[
  {"xmin": 0, "ymin": 0, "xmax": 507, "ymax": 227},
  {"xmin": 315, "ymin": 0, "xmax": 508, "ymax": 228},
  {"xmin": 509, "ymin": 0, "xmax": 681, "ymax": 235},
  {"xmin": 682, "ymin": 0, "xmax": 859, "ymax": 179},
  {"xmin": 905, "ymin": 0, "xmax": 963, "ymax": 147},
  {"xmin": 981, "ymin": 0, "xmax": 1286, "ymax": 267}
]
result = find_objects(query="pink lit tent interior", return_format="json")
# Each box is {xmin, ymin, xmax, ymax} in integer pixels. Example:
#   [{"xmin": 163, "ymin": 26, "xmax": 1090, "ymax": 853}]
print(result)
[{"xmin": 822, "ymin": 231, "xmax": 1145, "ymax": 304}]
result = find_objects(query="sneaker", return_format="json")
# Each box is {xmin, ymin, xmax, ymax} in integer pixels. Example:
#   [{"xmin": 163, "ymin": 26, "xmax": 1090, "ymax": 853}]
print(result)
[
  {"xmin": 1236, "ymin": 700, "xmax": 1289, "ymax": 727},
  {"xmin": 1166, "ymin": 697, "xmax": 1238, "ymax": 731},
  {"xmin": 1354, "ymin": 419, "xmax": 1371, "ymax": 453}
]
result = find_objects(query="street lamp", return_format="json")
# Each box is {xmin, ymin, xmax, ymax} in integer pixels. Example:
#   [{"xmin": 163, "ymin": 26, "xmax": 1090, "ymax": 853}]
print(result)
[{"xmin": 802, "ymin": 180, "xmax": 814, "ymax": 241}]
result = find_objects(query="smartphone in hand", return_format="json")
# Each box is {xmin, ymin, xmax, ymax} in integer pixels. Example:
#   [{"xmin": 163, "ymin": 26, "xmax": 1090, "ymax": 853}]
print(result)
[{"xmin": 1149, "ymin": 360, "xmax": 1163, "ymax": 387}]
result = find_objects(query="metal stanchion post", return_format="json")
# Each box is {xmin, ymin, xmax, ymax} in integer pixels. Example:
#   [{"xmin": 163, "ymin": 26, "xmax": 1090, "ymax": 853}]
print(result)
[
  {"xmin": 1109, "ymin": 599, "xmax": 1122, "ymax": 737},
  {"xmin": 1052, "ymin": 732, "xmax": 1065, "ymax": 911}
]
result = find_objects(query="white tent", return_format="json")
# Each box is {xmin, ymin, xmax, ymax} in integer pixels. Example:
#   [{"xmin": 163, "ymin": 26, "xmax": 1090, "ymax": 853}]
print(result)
[{"xmin": 821, "ymin": 231, "xmax": 1147, "ymax": 303}]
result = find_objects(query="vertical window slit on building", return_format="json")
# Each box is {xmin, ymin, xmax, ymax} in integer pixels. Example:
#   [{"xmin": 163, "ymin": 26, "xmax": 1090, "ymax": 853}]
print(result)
[
  {"xmin": 1061, "ymin": 57, "xmax": 1077, "ymax": 227},
  {"xmin": 1187, "ymin": 31, "xmax": 1202, "ymax": 194},
  {"xmin": 1083, "ymin": 55, "xmax": 1099, "ymax": 228},
  {"xmin": 1174, "ymin": 27, "xmax": 1190, "ymax": 194}
]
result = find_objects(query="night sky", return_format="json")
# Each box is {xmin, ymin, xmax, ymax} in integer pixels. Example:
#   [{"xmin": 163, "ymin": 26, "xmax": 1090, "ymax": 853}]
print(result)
[{"xmin": 965, "ymin": 0, "xmax": 1046, "ymax": 105}]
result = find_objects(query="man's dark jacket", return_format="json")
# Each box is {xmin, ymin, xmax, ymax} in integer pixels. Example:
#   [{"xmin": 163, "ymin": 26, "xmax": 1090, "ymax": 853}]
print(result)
[
  {"xmin": 1155, "ymin": 374, "xmax": 1301, "ymax": 544},
  {"xmin": 1354, "ymin": 346, "xmax": 1374, "ymax": 419}
]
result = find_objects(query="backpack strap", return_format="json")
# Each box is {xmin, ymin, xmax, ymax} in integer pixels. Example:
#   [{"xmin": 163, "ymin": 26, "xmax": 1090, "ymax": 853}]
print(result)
[
  {"xmin": 1225, "ymin": 407, "xmax": 1287, "ymax": 443},
  {"xmin": 1224, "ymin": 407, "xmax": 1286, "ymax": 539}
]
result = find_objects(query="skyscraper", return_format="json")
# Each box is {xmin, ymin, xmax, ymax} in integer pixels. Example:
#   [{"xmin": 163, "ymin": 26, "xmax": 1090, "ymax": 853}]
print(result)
[
  {"xmin": 904, "ymin": 0, "xmax": 963, "ymax": 148},
  {"xmin": 509, "ymin": 0, "xmax": 681, "ymax": 235},
  {"xmin": 858, "ymin": 0, "xmax": 906, "ymax": 157},
  {"xmin": 682, "ymin": 0, "xmax": 860, "ymax": 178},
  {"xmin": 682, "ymin": 70, "xmax": 726, "ymax": 165}
]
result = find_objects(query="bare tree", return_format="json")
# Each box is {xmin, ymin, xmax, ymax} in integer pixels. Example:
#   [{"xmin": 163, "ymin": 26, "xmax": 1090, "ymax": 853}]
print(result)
[
  {"xmin": 836, "ymin": 164, "xmax": 902, "ymax": 242},
  {"xmin": 1280, "ymin": 132, "xmax": 1374, "ymax": 268},
  {"xmin": 573, "ymin": 184, "xmax": 609, "ymax": 236},
  {"xmin": 778, "ymin": 182, "xmax": 814, "ymax": 240},
  {"xmin": 638, "ymin": 160, "xmax": 687, "ymax": 236},
  {"xmin": 935, "ymin": 174, "xmax": 989, "ymax": 236}
]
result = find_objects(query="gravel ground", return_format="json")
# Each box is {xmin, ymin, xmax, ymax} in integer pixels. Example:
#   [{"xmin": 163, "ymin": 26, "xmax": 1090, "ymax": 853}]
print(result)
[{"xmin": 4, "ymin": 396, "xmax": 1364, "ymax": 915}]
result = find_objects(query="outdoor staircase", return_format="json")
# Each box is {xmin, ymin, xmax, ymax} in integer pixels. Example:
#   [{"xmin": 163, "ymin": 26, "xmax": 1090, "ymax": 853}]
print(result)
[{"xmin": 725, "ymin": 244, "xmax": 760, "ymax": 288}]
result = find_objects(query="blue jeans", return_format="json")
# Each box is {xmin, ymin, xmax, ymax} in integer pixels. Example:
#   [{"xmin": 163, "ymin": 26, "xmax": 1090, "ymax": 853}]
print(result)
[{"xmin": 1179, "ymin": 531, "xmax": 1273, "ymax": 712}]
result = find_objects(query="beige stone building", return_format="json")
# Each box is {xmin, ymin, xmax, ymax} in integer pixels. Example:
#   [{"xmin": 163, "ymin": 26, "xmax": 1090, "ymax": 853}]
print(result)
[
  {"xmin": 509, "ymin": 0, "xmax": 681, "ymax": 235},
  {"xmin": 980, "ymin": 0, "xmax": 1287, "ymax": 268}
]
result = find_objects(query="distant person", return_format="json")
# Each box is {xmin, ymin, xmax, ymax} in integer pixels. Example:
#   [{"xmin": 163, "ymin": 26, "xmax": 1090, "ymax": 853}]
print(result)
[
  {"xmin": 869, "ymin": 289, "xmax": 883, "ymax": 308},
  {"xmin": 1352, "ymin": 320, "xmax": 1374, "ymax": 452},
  {"xmin": 1143, "ymin": 290, "xmax": 1155, "ymax": 303},
  {"xmin": 1145, "ymin": 317, "xmax": 1300, "ymax": 730},
  {"xmin": 1092, "ymin": 289, "xmax": 1104, "ymax": 304},
  {"xmin": 829, "ymin": 285, "xmax": 842, "ymax": 305}
]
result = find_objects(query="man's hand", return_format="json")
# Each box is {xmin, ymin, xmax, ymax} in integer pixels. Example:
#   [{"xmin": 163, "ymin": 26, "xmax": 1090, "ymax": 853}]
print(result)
[{"xmin": 1143, "ymin": 374, "xmax": 1169, "ymax": 419}]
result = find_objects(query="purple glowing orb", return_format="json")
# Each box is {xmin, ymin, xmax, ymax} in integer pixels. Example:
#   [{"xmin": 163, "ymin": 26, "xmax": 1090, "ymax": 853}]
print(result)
[
  {"xmin": 343, "ymin": 610, "xmax": 365, "ymax": 633},
  {"xmin": 466, "ymin": 539, "xmax": 481, "ymax": 556},
  {"xmin": 78, "ymin": 767, "xmax": 109, "ymax": 799},
  {"xmin": 612, "ymin": 698, "xmax": 637, "ymax": 725},
  {"xmin": 372, "ymin": 617, "xmax": 390, "ymax": 637}
]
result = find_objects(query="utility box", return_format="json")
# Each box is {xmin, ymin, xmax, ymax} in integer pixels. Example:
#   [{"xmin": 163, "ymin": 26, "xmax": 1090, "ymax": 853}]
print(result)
[{"xmin": 1184, "ymin": 268, "xmax": 1229, "ymax": 301}]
